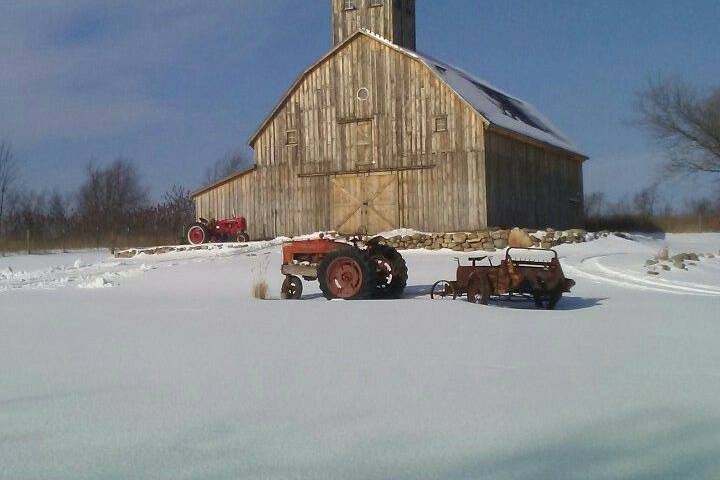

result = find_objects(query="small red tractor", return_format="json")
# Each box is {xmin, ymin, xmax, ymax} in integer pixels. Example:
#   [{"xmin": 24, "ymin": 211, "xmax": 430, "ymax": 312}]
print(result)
[
  {"xmin": 280, "ymin": 235, "xmax": 407, "ymax": 300},
  {"xmin": 186, "ymin": 217, "xmax": 250, "ymax": 245}
]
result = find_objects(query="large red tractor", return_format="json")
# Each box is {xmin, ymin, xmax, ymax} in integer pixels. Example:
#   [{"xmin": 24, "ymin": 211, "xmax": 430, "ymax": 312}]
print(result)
[
  {"xmin": 280, "ymin": 235, "xmax": 408, "ymax": 300},
  {"xmin": 186, "ymin": 217, "xmax": 250, "ymax": 245}
]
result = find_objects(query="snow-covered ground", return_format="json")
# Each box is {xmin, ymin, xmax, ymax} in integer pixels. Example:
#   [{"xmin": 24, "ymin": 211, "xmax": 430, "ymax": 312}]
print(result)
[{"xmin": 1, "ymin": 234, "xmax": 720, "ymax": 479}]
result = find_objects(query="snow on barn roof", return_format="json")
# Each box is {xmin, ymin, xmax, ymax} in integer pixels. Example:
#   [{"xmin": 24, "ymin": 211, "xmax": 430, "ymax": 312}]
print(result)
[
  {"xmin": 361, "ymin": 30, "xmax": 584, "ymax": 157},
  {"xmin": 248, "ymin": 30, "xmax": 585, "ymax": 158}
]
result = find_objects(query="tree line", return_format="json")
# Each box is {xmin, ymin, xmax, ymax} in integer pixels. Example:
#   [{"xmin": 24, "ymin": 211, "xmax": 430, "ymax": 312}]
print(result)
[{"xmin": 0, "ymin": 151, "xmax": 195, "ymax": 253}]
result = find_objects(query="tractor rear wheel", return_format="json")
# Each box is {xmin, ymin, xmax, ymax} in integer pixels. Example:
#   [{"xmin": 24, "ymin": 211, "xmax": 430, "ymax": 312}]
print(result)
[
  {"xmin": 368, "ymin": 245, "xmax": 408, "ymax": 298},
  {"xmin": 318, "ymin": 248, "xmax": 375, "ymax": 300},
  {"xmin": 467, "ymin": 274, "xmax": 492, "ymax": 305},
  {"xmin": 187, "ymin": 223, "xmax": 208, "ymax": 245}
]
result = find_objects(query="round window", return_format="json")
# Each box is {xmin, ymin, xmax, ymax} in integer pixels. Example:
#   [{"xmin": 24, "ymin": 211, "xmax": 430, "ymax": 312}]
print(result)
[{"xmin": 357, "ymin": 88, "xmax": 370, "ymax": 101}]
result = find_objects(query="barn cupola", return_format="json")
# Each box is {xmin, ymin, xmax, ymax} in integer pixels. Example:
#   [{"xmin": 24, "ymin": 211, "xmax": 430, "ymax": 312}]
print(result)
[{"xmin": 332, "ymin": 0, "xmax": 416, "ymax": 50}]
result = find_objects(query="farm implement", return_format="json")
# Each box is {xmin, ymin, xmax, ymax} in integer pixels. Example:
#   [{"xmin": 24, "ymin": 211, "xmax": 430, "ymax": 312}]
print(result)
[
  {"xmin": 431, "ymin": 248, "xmax": 575, "ymax": 309},
  {"xmin": 186, "ymin": 217, "xmax": 250, "ymax": 245},
  {"xmin": 280, "ymin": 235, "xmax": 408, "ymax": 300}
]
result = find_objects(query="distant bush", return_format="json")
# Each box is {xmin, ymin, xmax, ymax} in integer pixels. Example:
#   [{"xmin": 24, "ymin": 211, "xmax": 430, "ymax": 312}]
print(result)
[{"xmin": 586, "ymin": 213, "xmax": 719, "ymax": 233}]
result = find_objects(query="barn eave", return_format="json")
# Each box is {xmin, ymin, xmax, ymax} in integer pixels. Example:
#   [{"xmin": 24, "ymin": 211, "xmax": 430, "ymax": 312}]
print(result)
[{"xmin": 191, "ymin": 166, "xmax": 257, "ymax": 199}]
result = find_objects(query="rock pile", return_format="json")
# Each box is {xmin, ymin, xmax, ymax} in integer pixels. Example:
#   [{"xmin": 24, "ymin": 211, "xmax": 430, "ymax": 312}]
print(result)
[
  {"xmin": 644, "ymin": 249, "xmax": 715, "ymax": 275},
  {"xmin": 377, "ymin": 228, "xmax": 590, "ymax": 252}
]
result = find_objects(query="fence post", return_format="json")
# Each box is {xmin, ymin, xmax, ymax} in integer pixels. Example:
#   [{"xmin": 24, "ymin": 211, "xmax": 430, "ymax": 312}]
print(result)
[{"xmin": 26, "ymin": 229, "xmax": 30, "ymax": 255}]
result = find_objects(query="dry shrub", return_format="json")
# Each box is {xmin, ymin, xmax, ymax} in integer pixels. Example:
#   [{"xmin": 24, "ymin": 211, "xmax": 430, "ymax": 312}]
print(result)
[
  {"xmin": 252, "ymin": 281, "xmax": 269, "ymax": 300},
  {"xmin": 251, "ymin": 253, "xmax": 271, "ymax": 300}
]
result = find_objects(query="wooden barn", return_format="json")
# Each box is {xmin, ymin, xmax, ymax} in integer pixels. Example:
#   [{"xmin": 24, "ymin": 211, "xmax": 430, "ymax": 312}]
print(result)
[{"xmin": 192, "ymin": 0, "xmax": 587, "ymax": 239}]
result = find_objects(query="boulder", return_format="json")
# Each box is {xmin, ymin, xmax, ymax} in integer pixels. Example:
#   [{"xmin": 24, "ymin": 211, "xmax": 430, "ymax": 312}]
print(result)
[
  {"xmin": 645, "ymin": 259, "xmax": 659, "ymax": 267},
  {"xmin": 656, "ymin": 248, "xmax": 669, "ymax": 261},
  {"xmin": 452, "ymin": 232, "xmax": 468, "ymax": 243},
  {"xmin": 673, "ymin": 259, "xmax": 687, "ymax": 270},
  {"xmin": 493, "ymin": 238, "xmax": 508, "ymax": 249},
  {"xmin": 508, "ymin": 228, "xmax": 534, "ymax": 248}
]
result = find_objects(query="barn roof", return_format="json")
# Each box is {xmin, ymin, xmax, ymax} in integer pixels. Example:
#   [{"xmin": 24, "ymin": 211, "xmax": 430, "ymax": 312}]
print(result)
[
  {"xmin": 191, "ymin": 165, "xmax": 256, "ymax": 198},
  {"xmin": 249, "ymin": 30, "xmax": 585, "ymax": 158}
]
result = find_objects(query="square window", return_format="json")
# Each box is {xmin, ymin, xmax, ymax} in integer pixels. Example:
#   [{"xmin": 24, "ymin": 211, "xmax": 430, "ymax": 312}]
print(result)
[
  {"xmin": 370, "ymin": 0, "xmax": 384, "ymax": 6},
  {"xmin": 286, "ymin": 130, "xmax": 298, "ymax": 145},
  {"xmin": 343, "ymin": 0, "xmax": 356, "ymax": 10},
  {"xmin": 435, "ymin": 115, "xmax": 448, "ymax": 132}
]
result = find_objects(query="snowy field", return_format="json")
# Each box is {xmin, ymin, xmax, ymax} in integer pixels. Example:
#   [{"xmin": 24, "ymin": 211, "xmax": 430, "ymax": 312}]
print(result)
[{"xmin": 1, "ymin": 233, "xmax": 720, "ymax": 479}]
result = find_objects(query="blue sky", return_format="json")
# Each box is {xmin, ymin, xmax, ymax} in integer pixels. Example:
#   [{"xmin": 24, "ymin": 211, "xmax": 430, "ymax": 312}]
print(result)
[{"xmin": 1, "ymin": 0, "xmax": 718, "ymax": 203}]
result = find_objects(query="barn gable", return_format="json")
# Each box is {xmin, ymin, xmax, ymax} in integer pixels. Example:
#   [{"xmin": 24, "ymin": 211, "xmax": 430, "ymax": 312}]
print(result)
[{"xmin": 250, "ymin": 30, "xmax": 584, "ymax": 160}]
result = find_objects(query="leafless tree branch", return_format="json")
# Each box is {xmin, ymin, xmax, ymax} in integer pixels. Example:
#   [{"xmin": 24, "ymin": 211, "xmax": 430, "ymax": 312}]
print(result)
[
  {"xmin": 0, "ymin": 141, "xmax": 20, "ymax": 238},
  {"xmin": 637, "ymin": 77, "xmax": 720, "ymax": 177}
]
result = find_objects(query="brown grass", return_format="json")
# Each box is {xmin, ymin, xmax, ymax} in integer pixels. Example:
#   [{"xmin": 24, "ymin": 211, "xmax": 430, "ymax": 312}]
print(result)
[
  {"xmin": 252, "ymin": 281, "xmax": 269, "ymax": 300},
  {"xmin": 586, "ymin": 213, "xmax": 720, "ymax": 233},
  {"xmin": 250, "ymin": 253, "xmax": 272, "ymax": 300}
]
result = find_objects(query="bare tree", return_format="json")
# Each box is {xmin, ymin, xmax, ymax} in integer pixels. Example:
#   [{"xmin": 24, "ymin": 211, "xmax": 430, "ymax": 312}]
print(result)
[
  {"xmin": 0, "ymin": 141, "xmax": 19, "ymax": 238},
  {"xmin": 78, "ymin": 158, "xmax": 148, "ymax": 246},
  {"xmin": 633, "ymin": 184, "xmax": 660, "ymax": 218},
  {"xmin": 686, "ymin": 197, "xmax": 714, "ymax": 232},
  {"xmin": 584, "ymin": 192, "xmax": 606, "ymax": 218},
  {"xmin": 162, "ymin": 184, "xmax": 195, "ymax": 236},
  {"xmin": 203, "ymin": 151, "xmax": 250, "ymax": 185},
  {"xmin": 637, "ymin": 77, "xmax": 720, "ymax": 177}
]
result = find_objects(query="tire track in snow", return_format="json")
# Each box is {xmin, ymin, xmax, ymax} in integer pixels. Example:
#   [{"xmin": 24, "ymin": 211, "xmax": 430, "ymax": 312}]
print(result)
[
  {"xmin": 0, "ymin": 241, "xmax": 281, "ymax": 293},
  {"xmin": 589, "ymin": 257, "xmax": 720, "ymax": 296},
  {"xmin": 565, "ymin": 254, "xmax": 720, "ymax": 297}
]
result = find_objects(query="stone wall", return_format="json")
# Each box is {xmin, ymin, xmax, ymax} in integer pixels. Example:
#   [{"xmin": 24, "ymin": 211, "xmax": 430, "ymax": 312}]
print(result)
[{"xmin": 376, "ymin": 228, "xmax": 590, "ymax": 252}]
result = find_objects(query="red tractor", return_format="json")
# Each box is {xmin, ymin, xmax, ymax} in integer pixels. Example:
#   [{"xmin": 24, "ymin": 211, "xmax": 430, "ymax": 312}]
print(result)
[
  {"xmin": 280, "ymin": 235, "xmax": 408, "ymax": 300},
  {"xmin": 186, "ymin": 217, "xmax": 250, "ymax": 245}
]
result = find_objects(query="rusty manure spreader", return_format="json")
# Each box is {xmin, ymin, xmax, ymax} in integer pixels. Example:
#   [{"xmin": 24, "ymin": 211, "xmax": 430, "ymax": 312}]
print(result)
[
  {"xmin": 280, "ymin": 235, "xmax": 408, "ymax": 300},
  {"xmin": 431, "ymin": 247, "xmax": 576, "ymax": 309}
]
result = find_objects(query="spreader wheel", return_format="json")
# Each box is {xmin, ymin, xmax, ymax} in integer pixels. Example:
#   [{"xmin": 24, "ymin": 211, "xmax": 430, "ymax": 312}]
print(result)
[
  {"xmin": 467, "ymin": 274, "xmax": 492, "ymax": 305},
  {"xmin": 318, "ymin": 248, "xmax": 375, "ymax": 300},
  {"xmin": 187, "ymin": 223, "xmax": 208, "ymax": 245},
  {"xmin": 281, "ymin": 275, "xmax": 303, "ymax": 300},
  {"xmin": 431, "ymin": 280, "xmax": 457, "ymax": 300},
  {"xmin": 237, "ymin": 232, "xmax": 250, "ymax": 243},
  {"xmin": 547, "ymin": 289, "xmax": 563, "ymax": 310},
  {"xmin": 368, "ymin": 245, "xmax": 408, "ymax": 299}
]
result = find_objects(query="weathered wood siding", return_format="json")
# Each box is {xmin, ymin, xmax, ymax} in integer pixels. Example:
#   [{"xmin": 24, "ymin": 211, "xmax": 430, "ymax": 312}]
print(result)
[
  {"xmin": 332, "ymin": 0, "xmax": 415, "ymax": 50},
  {"xmin": 239, "ymin": 34, "xmax": 487, "ymax": 237},
  {"xmin": 484, "ymin": 130, "xmax": 584, "ymax": 229}
]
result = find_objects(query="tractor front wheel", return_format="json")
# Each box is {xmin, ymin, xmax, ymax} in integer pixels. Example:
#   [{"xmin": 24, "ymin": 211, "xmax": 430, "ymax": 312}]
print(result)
[
  {"xmin": 281, "ymin": 275, "xmax": 303, "ymax": 300},
  {"xmin": 237, "ymin": 232, "xmax": 250, "ymax": 243},
  {"xmin": 318, "ymin": 248, "xmax": 375, "ymax": 300},
  {"xmin": 187, "ymin": 223, "xmax": 208, "ymax": 245}
]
